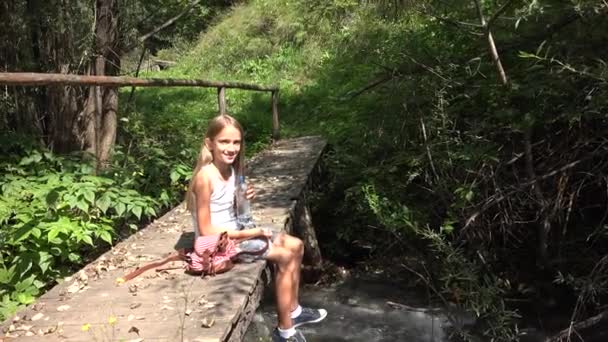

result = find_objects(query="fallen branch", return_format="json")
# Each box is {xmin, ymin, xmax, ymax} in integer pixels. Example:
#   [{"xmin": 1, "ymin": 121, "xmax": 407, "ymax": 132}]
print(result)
[
  {"xmin": 386, "ymin": 300, "xmax": 441, "ymax": 313},
  {"xmin": 546, "ymin": 310, "xmax": 608, "ymax": 342}
]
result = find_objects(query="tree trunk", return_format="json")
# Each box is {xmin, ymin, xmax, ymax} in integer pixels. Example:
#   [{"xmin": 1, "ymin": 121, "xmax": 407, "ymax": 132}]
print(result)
[
  {"xmin": 81, "ymin": 0, "xmax": 121, "ymax": 169},
  {"xmin": 27, "ymin": 0, "xmax": 83, "ymax": 152}
]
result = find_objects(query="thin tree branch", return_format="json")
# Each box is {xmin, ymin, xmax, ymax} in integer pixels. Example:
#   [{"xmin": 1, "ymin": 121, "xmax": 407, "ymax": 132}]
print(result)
[
  {"xmin": 487, "ymin": 0, "xmax": 516, "ymax": 28},
  {"xmin": 137, "ymin": 0, "xmax": 202, "ymax": 43},
  {"xmin": 127, "ymin": 47, "xmax": 147, "ymax": 105},
  {"xmin": 473, "ymin": 0, "xmax": 509, "ymax": 86},
  {"xmin": 416, "ymin": 8, "xmax": 482, "ymax": 36},
  {"xmin": 342, "ymin": 74, "xmax": 394, "ymax": 99}
]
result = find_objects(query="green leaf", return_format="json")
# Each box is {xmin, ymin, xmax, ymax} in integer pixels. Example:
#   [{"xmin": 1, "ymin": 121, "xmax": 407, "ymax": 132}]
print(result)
[
  {"xmin": 64, "ymin": 194, "xmax": 78, "ymax": 209},
  {"xmin": 31, "ymin": 228, "xmax": 42, "ymax": 239},
  {"xmin": 115, "ymin": 202, "xmax": 126, "ymax": 216},
  {"xmin": 47, "ymin": 228, "xmax": 61, "ymax": 242},
  {"xmin": 16, "ymin": 293, "xmax": 36, "ymax": 305},
  {"xmin": 76, "ymin": 199, "xmax": 89, "ymax": 213},
  {"xmin": 132, "ymin": 206, "xmax": 142, "ymax": 220},
  {"xmin": 96, "ymin": 193, "xmax": 112, "ymax": 214},
  {"xmin": 31, "ymin": 153, "xmax": 42, "ymax": 164},
  {"xmin": 99, "ymin": 231, "xmax": 113, "ymax": 245},
  {"xmin": 13, "ymin": 258, "xmax": 33, "ymax": 280},
  {"xmin": 11, "ymin": 224, "xmax": 33, "ymax": 243},
  {"xmin": 518, "ymin": 51, "xmax": 538, "ymax": 59},
  {"xmin": 170, "ymin": 170, "xmax": 180, "ymax": 183},
  {"xmin": 82, "ymin": 189, "xmax": 95, "ymax": 204},
  {"xmin": 82, "ymin": 235, "xmax": 93, "ymax": 246},
  {"xmin": 465, "ymin": 190, "xmax": 474, "ymax": 202},
  {"xmin": 441, "ymin": 224, "xmax": 454, "ymax": 234},
  {"xmin": 146, "ymin": 206, "xmax": 157, "ymax": 217},
  {"xmin": 45, "ymin": 189, "xmax": 60, "ymax": 207},
  {"xmin": 19, "ymin": 156, "xmax": 33, "ymax": 166},
  {"xmin": 38, "ymin": 251, "xmax": 52, "ymax": 274},
  {"xmin": 0, "ymin": 266, "xmax": 16, "ymax": 285},
  {"xmin": 68, "ymin": 253, "xmax": 81, "ymax": 263}
]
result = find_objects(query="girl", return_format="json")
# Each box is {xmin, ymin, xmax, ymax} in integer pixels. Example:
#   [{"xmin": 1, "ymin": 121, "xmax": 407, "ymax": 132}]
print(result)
[{"xmin": 186, "ymin": 114, "xmax": 327, "ymax": 342}]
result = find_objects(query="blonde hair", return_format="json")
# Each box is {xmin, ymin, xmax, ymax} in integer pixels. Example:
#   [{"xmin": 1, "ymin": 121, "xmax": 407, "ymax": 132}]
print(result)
[{"xmin": 186, "ymin": 114, "xmax": 245, "ymax": 211}]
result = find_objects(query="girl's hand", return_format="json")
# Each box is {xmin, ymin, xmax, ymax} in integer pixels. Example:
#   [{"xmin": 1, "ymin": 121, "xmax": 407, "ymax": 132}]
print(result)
[
  {"xmin": 260, "ymin": 228, "xmax": 273, "ymax": 238},
  {"xmin": 246, "ymin": 185, "xmax": 256, "ymax": 200}
]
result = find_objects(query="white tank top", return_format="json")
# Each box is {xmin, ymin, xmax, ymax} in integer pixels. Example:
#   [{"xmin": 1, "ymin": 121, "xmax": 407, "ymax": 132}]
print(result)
[{"xmin": 193, "ymin": 166, "xmax": 238, "ymax": 238}]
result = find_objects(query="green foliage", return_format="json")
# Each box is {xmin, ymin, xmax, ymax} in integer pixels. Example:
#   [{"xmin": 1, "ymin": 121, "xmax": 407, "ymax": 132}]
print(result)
[{"xmin": 0, "ymin": 143, "xmax": 161, "ymax": 320}]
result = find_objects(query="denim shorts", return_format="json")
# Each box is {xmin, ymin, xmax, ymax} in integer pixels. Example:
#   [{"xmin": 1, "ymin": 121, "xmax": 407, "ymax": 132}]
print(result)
[{"xmin": 235, "ymin": 231, "xmax": 278, "ymax": 262}]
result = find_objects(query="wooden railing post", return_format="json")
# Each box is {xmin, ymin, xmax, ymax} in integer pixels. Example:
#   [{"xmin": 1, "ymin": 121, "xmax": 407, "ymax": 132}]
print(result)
[
  {"xmin": 271, "ymin": 90, "xmax": 280, "ymax": 140},
  {"xmin": 218, "ymin": 87, "xmax": 226, "ymax": 114}
]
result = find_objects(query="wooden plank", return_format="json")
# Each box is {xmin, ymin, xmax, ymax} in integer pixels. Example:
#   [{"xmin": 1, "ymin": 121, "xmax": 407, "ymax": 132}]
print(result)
[{"xmin": 0, "ymin": 72, "xmax": 278, "ymax": 91}]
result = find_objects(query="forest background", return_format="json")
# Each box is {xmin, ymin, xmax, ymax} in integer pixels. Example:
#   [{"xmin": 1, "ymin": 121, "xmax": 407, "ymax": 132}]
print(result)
[{"xmin": 1, "ymin": 0, "xmax": 607, "ymax": 340}]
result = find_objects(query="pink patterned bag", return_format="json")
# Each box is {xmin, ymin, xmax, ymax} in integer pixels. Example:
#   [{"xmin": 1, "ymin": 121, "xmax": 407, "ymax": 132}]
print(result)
[{"xmin": 187, "ymin": 232, "xmax": 238, "ymax": 276}]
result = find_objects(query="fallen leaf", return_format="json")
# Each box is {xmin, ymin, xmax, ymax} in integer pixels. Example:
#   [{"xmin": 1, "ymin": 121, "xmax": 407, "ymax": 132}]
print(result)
[
  {"xmin": 129, "ymin": 303, "xmax": 142, "ymax": 309},
  {"xmin": 31, "ymin": 313, "xmax": 44, "ymax": 321},
  {"xmin": 77, "ymin": 270, "xmax": 88, "ymax": 282},
  {"xmin": 32, "ymin": 302, "xmax": 46, "ymax": 311},
  {"xmin": 202, "ymin": 302, "xmax": 216, "ymax": 309},
  {"xmin": 15, "ymin": 324, "xmax": 33, "ymax": 331},
  {"xmin": 201, "ymin": 317, "xmax": 215, "ymax": 328},
  {"xmin": 56, "ymin": 305, "xmax": 70, "ymax": 312},
  {"xmin": 128, "ymin": 326, "xmax": 140, "ymax": 335},
  {"xmin": 44, "ymin": 325, "xmax": 57, "ymax": 334},
  {"xmin": 67, "ymin": 281, "xmax": 81, "ymax": 294}
]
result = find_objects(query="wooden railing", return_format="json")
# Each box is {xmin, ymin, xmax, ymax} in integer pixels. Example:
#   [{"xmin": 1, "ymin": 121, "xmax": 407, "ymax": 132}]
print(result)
[{"xmin": 0, "ymin": 72, "xmax": 281, "ymax": 139}]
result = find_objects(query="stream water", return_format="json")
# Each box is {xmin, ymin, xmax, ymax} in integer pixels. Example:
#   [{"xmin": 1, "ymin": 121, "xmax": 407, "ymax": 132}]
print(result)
[
  {"xmin": 244, "ymin": 274, "xmax": 455, "ymax": 342},
  {"xmin": 243, "ymin": 272, "xmax": 608, "ymax": 342}
]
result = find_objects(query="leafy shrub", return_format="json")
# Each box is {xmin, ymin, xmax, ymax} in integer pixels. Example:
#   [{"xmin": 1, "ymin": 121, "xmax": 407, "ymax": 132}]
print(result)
[{"xmin": 0, "ymin": 147, "xmax": 161, "ymax": 320}]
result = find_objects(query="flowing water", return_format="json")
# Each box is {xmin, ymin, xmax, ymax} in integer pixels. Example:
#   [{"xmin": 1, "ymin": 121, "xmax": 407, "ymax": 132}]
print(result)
[{"xmin": 244, "ymin": 274, "xmax": 456, "ymax": 342}]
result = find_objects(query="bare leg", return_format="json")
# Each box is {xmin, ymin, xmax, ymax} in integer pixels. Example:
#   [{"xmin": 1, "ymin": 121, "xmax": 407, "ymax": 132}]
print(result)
[
  {"xmin": 266, "ymin": 246, "xmax": 297, "ymax": 329},
  {"xmin": 274, "ymin": 234, "xmax": 304, "ymax": 310}
]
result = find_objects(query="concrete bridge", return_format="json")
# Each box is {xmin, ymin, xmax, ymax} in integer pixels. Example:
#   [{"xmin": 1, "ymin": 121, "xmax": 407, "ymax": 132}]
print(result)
[{"xmin": 1, "ymin": 136, "xmax": 326, "ymax": 341}]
